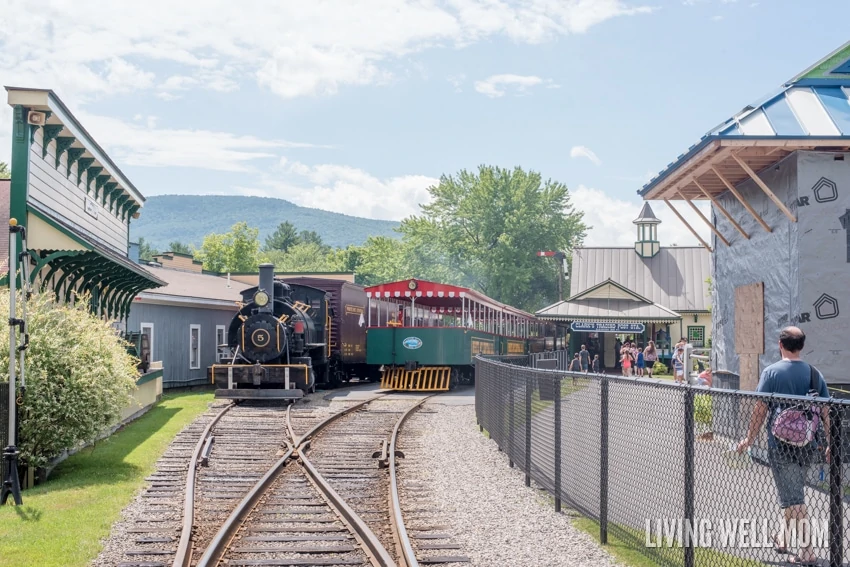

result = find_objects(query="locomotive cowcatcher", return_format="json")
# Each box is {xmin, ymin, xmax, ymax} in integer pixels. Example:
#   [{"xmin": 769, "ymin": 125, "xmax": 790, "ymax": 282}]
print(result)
[{"xmin": 211, "ymin": 263, "xmax": 329, "ymax": 400}]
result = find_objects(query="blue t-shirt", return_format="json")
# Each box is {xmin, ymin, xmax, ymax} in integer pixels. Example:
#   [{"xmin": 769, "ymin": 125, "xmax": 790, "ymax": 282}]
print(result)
[{"xmin": 756, "ymin": 359, "xmax": 828, "ymax": 448}]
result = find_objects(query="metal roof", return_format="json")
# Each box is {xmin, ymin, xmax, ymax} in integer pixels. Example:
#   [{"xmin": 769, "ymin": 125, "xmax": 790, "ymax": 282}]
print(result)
[
  {"xmin": 136, "ymin": 265, "xmax": 250, "ymax": 305},
  {"xmin": 633, "ymin": 202, "xmax": 660, "ymax": 224},
  {"xmin": 569, "ymin": 247, "xmax": 711, "ymax": 312},
  {"xmin": 536, "ymin": 298, "xmax": 681, "ymax": 323},
  {"xmin": 640, "ymin": 42, "xmax": 850, "ymax": 198}
]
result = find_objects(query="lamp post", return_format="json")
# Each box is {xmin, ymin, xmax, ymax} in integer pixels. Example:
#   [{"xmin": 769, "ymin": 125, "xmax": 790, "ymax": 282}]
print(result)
[
  {"xmin": 536, "ymin": 250, "xmax": 567, "ymax": 301},
  {"xmin": 2, "ymin": 218, "xmax": 26, "ymax": 505}
]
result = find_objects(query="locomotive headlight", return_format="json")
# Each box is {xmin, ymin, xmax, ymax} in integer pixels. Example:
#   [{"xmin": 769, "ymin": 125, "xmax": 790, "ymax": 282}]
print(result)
[{"xmin": 254, "ymin": 290, "xmax": 270, "ymax": 307}]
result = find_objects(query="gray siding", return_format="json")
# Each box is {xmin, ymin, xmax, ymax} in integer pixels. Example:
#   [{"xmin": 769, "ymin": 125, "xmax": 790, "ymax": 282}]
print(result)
[
  {"xmin": 31, "ymin": 128, "xmax": 128, "ymax": 254},
  {"xmin": 128, "ymin": 302, "xmax": 236, "ymax": 387}
]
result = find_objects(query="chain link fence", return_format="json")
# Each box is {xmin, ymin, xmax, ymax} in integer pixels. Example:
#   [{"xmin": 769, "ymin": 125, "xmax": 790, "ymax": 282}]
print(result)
[{"xmin": 475, "ymin": 355, "xmax": 849, "ymax": 567}]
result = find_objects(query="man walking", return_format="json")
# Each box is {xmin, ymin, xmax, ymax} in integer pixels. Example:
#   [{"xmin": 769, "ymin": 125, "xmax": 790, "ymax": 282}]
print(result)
[
  {"xmin": 737, "ymin": 327, "xmax": 829, "ymax": 566},
  {"xmin": 579, "ymin": 344, "xmax": 590, "ymax": 373}
]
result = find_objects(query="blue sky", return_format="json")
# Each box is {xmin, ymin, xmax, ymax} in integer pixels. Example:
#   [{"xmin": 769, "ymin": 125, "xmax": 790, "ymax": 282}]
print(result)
[{"xmin": 2, "ymin": 0, "xmax": 849, "ymax": 246}]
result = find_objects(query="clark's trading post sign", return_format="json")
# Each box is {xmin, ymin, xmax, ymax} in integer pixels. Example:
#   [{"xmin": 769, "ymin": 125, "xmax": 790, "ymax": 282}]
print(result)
[{"xmin": 570, "ymin": 322, "xmax": 646, "ymax": 334}]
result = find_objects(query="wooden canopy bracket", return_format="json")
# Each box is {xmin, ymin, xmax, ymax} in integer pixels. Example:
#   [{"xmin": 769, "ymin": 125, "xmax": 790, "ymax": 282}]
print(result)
[
  {"xmin": 692, "ymin": 177, "xmax": 750, "ymax": 240},
  {"xmin": 663, "ymin": 199, "xmax": 713, "ymax": 252},
  {"xmin": 677, "ymin": 190, "xmax": 730, "ymax": 246},
  {"xmin": 709, "ymin": 166, "xmax": 772, "ymax": 233},
  {"xmin": 731, "ymin": 153, "xmax": 797, "ymax": 222}
]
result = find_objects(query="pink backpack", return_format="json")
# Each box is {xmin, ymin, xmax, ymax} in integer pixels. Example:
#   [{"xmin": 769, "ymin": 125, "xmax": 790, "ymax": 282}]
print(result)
[{"xmin": 771, "ymin": 365, "xmax": 822, "ymax": 447}]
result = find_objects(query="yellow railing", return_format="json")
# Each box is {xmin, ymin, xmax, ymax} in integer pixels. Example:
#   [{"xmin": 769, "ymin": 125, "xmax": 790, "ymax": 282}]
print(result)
[{"xmin": 380, "ymin": 366, "xmax": 452, "ymax": 391}]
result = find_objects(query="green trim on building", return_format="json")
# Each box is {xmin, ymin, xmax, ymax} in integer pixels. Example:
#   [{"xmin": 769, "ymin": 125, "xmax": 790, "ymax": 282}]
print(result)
[
  {"xmin": 136, "ymin": 368, "xmax": 163, "ymax": 386},
  {"xmin": 10, "ymin": 106, "xmax": 31, "ymax": 229}
]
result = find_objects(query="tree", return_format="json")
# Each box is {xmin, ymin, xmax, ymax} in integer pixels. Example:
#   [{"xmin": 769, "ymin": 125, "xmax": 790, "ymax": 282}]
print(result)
[
  {"xmin": 137, "ymin": 237, "xmax": 159, "ymax": 261},
  {"xmin": 399, "ymin": 165, "xmax": 587, "ymax": 311},
  {"xmin": 0, "ymin": 161, "xmax": 9, "ymax": 179},
  {"xmin": 196, "ymin": 221, "xmax": 261, "ymax": 273},
  {"xmin": 298, "ymin": 230, "xmax": 324, "ymax": 248},
  {"xmin": 350, "ymin": 236, "xmax": 407, "ymax": 286},
  {"xmin": 168, "ymin": 241, "xmax": 192, "ymax": 255},
  {"xmin": 328, "ymin": 245, "xmax": 362, "ymax": 274},
  {"xmin": 263, "ymin": 242, "xmax": 335, "ymax": 272},
  {"xmin": 264, "ymin": 221, "xmax": 299, "ymax": 252}
]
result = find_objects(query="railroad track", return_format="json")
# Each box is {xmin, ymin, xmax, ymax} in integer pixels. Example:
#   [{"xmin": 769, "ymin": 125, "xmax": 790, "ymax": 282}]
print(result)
[
  {"xmin": 115, "ymin": 402, "xmax": 293, "ymax": 567},
  {"xmin": 391, "ymin": 405, "xmax": 469, "ymax": 566},
  {"xmin": 155, "ymin": 392, "xmax": 462, "ymax": 567}
]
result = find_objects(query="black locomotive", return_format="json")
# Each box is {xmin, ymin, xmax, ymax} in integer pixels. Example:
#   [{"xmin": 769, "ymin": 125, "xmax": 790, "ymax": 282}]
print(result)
[{"xmin": 211, "ymin": 263, "xmax": 330, "ymax": 400}]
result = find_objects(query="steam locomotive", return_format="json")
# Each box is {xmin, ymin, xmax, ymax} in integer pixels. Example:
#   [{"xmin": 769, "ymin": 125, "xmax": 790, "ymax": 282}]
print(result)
[{"xmin": 211, "ymin": 263, "xmax": 331, "ymax": 400}]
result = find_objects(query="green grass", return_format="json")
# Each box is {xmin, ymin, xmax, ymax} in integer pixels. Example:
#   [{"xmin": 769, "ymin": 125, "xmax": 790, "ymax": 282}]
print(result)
[
  {"xmin": 572, "ymin": 516, "xmax": 763, "ymax": 567},
  {"xmin": 0, "ymin": 391, "xmax": 214, "ymax": 567}
]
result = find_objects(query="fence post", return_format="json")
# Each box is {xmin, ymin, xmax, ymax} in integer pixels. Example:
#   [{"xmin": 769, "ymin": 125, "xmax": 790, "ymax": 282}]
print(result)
[
  {"xmin": 600, "ymin": 375, "xmax": 609, "ymax": 544},
  {"xmin": 554, "ymin": 375, "xmax": 562, "ymax": 513},
  {"xmin": 683, "ymin": 387, "xmax": 695, "ymax": 567},
  {"xmin": 525, "ymin": 375, "xmax": 532, "ymax": 487},
  {"xmin": 829, "ymin": 404, "xmax": 843, "ymax": 567},
  {"xmin": 509, "ymin": 375, "xmax": 515, "ymax": 468}
]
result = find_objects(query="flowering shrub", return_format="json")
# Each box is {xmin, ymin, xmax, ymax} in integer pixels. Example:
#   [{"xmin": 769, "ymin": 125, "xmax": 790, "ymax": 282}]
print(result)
[{"xmin": 0, "ymin": 291, "xmax": 138, "ymax": 467}]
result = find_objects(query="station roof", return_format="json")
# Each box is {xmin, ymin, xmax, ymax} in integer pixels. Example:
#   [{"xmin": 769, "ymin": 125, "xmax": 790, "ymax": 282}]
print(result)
[
  {"xmin": 6, "ymin": 87, "xmax": 145, "ymax": 213},
  {"xmin": 639, "ymin": 42, "xmax": 850, "ymax": 203},
  {"xmin": 364, "ymin": 278, "xmax": 536, "ymax": 319},
  {"xmin": 134, "ymin": 264, "xmax": 250, "ymax": 309},
  {"xmin": 536, "ymin": 298, "xmax": 682, "ymax": 324}
]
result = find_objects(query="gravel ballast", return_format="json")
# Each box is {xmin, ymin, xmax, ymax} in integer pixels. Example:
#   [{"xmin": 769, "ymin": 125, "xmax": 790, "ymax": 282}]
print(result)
[{"xmin": 401, "ymin": 403, "xmax": 619, "ymax": 567}]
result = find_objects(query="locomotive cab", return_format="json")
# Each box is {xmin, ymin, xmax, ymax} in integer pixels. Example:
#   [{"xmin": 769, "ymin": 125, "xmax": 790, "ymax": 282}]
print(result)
[{"xmin": 210, "ymin": 263, "xmax": 330, "ymax": 400}]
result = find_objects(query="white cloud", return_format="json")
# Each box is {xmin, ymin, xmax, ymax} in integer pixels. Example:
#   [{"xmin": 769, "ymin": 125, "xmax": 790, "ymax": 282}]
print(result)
[
  {"xmin": 0, "ymin": 0, "xmax": 652, "ymax": 104},
  {"xmin": 570, "ymin": 145, "xmax": 602, "ymax": 166},
  {"xmin": 244, "ymin": 160, "xmax": 439, "ymax": 220},
  {"xmin": 711, "ymin": 15, "xmax": 724, "ymax": 21},
  {"xmin": 571, "ymin": 185, "xmax": 711, "ymax": 247},
  {"xmin": 76, "ymin": 114, "xmax": 331, "ymax": 172},
  {"xmin": 474, "ymin": 74, "xmax": 545, "ymax": 98}
]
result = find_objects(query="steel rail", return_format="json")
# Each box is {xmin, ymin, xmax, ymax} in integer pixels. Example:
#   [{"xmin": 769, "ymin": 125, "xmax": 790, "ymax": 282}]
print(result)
[
  {"xmin": 196, "ymin": 392, "xmax": 391, "ymax": 567},
  {"xmin": 172, "ymin": 401, "xmax": 234, "ymax": 567},
  {"xmin": 300, "ymin": 446, "xmax": 397, "ymax": 566},
  {"xmin": 292, "ymin": 392, "xmax": 388, "ymax": 447},
  {"xmin": 388, "ymin": 395, "xmax": 434, "ymax": 567}
]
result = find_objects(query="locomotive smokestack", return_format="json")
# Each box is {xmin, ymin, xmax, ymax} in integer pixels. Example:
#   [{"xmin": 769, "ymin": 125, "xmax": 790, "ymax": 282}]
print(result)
[{"xmin": 258, "ymin": 263, "xmax": 275, "ymax": 313}]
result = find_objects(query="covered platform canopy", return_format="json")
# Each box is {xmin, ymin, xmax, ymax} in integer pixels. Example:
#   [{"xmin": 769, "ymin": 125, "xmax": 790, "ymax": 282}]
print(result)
[
  {"xmin": 536, "ymin": 278, "xmax": 682, "ymax": 325},
  {"xmin": 6, "ymin": 87, "xmax": 163, "ymax": 320},
  {"xmin": 364, "ymin": 278, "xmax": 545, "ymax": 337},
  {"xmin": 639, "ymin": 42, "xmax": 850, "ymax": 250}
]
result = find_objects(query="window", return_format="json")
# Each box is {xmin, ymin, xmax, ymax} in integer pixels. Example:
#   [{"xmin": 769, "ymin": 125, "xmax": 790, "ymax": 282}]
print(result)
[
  {"xmin": 215, "ymin": 325, "xmax": 227, "ymax": 362},
  {"xmin": 140, "ymin": 323, "xmax": 154, "ymax": 361},
  {"xmin": 189, "ymin": 324, "xmax": 201, "ymax": 369},
  {"xmin": 687, "ymin": 326, "xmax": 705, "ymax": 348}
]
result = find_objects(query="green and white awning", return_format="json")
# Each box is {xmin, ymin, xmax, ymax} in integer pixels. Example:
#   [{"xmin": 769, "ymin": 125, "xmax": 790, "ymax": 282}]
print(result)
[{"xmin": 28, "ymin": 205, "xmax": 164, "ymax": 320}]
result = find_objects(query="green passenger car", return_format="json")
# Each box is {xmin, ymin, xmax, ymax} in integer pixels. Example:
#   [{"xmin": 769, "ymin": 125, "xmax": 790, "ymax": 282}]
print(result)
[{"xmin": 363, "ymin": 279, "xmax": 553, "ymax": 391}]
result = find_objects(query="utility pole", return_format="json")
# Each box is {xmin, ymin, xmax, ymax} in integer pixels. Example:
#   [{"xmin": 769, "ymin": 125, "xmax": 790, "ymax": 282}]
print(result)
[{"xmin": 536, "ymin": 250, "xmax": 567, "ymax": 301}]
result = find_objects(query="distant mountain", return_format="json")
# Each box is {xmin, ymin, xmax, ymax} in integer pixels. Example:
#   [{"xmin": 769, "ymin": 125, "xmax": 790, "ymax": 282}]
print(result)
[{"xmin": 130, "ymin": 195, "xmax": 400, "ymax": 250}]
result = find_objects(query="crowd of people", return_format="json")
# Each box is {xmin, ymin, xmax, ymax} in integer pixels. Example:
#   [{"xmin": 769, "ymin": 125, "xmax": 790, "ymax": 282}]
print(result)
[{"xmin": 565, "ymin": 336, "xmax": 713, "ymax": 387}]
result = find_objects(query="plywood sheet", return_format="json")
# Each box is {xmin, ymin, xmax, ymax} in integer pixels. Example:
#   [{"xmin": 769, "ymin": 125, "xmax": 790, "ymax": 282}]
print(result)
[
  {"xmin": 735, "ymin": 283, "xmax": 764, "ymax": 355},
  {"xmin": 739, "ymin": 353, "xmax": 760, "ymax": 391}
]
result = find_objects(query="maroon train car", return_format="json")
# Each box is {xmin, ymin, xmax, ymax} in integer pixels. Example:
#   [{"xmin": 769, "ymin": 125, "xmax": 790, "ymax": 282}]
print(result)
[{"xmin": 280, "ymin": 277, "xmax": 376, "ymax": 385}]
